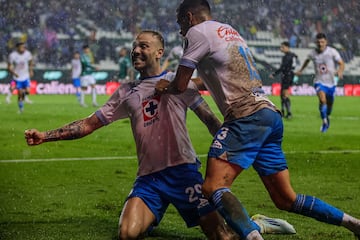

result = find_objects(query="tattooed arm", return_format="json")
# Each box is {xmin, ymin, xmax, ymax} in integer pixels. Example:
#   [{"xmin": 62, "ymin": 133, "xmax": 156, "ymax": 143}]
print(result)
[
  {"xmin": 25, "ymin": 113, "xmax": 104, "ymax": 146},
  {"xmin": 192, "ymin": 100, "xmax": 222, "ymax": 137}
]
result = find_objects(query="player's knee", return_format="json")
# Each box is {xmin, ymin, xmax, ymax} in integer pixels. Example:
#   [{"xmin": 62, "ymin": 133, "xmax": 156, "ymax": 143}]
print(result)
[
  {"xmin": 201, "ymin": 181, "xmax": 217, "ymax": 199},
  {"xmin": 118, "ymin": 223, "xmax": 141, "ymax": 240}
]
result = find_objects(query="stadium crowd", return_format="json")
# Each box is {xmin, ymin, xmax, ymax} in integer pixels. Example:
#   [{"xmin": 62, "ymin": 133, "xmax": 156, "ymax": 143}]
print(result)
[{"xmin": 0, "ymin": 0, "xmax": 358, "ymax": 66}]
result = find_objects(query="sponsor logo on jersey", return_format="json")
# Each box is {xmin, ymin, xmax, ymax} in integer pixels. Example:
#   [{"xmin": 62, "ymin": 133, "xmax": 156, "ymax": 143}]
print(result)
[{"xmin": 217, "ymin": 25, "xmax": 244, "ymax": 42}]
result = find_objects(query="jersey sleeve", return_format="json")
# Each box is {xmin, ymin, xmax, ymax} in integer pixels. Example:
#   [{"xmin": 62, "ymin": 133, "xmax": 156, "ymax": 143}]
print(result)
[
  {"xmin": 180, "ymin": 28, "xmax": 210, "ymax": 69},
  {"xmin": 332, "ymin": 48, "xmax": 343, "ymax": 62},
  {"xmin": 95, "ymin": 84, "xmax": 130, "ymax": 125},
  {"xmin": 179, "ymin": 80, "xmax": 204, "ymax": 110}
]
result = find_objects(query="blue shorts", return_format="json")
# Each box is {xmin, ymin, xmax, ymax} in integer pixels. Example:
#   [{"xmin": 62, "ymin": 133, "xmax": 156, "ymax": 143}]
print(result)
[
  {"xmin": 209, "ymin": 108, "xmax": 288, "ymax": 176},
  {"xmin": 126, "ymin": 161, "xmax": 215, "ymax": 227},
  {"xmin": 15, "ymin": 79, "xmax": 30, "ymax": 90},
  {"xmin": 73, "ymin": 78, "xmax": 81, "ymax": 87},
  {"xmin": 314, "ymin": 83, "xmax": 336, "ymax": 100}
]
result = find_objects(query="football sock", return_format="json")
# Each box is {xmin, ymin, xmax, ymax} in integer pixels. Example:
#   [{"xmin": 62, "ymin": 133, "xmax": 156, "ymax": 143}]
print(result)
[
  {"xmin": 290, "ymin": 194, "xmax": 343, "ymax": 225},
  {"xmin": 319, "ymin": 104, "xmax": 328, "ymax": 123},
  {"xmin": 281, "ymin": 98, "xmax": 286, "ymax": 116},
  {"xmin": 285, "ymin": 97, "xmax": 291, "ymax": 115},
  {"xmin": 91, "ymin": 88, "xmax": 97, "ymax": 104},
  {"xmin": 80, "ymin": 91, "xmax": 85, "ymax": 105},
  {"xmin": 210, "ymin": 188, "xmax": 261, "ymax": 239},
  {"xmin": 341, "ymin": 213, "xmax": 360, "ymax": 235},
  {"xmin": 18, "ymin": 101, "xmax": 24, "ymax": 111}
]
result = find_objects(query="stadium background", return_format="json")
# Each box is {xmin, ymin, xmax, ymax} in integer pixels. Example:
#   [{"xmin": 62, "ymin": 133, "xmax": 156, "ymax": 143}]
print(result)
[{"xmin": 0, "ymin": 0, "xmax": 359, "ymax": 95}]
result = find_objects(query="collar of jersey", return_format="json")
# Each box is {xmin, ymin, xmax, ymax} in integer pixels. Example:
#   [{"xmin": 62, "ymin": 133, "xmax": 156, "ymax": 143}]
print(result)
[{"xmin": 139, "ymin": 70, "xmax": 167, "ymax": 81}]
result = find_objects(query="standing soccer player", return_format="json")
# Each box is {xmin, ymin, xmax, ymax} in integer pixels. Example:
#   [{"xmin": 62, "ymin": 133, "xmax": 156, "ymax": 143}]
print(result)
[
  {"xmin": 156, "ymin": 1, "xmax": 360, "ymax": 239},
  {"xmin": 269, "ymin": 41, "xmax": 298, "ymax": 119},
  {"xmin": 296, "ymin": 33, "xmax": 345, "ymax": 132},
  {"xmin": 80, "ymin": 45, "xmax": 98, "ymax": 107},
  {"xmin": 7, "ymin": 42, "xmax": 34, "ymax": 113},
  {"xmin": 25, "ymin": 30, "xmax": 296, "ymax": 240},
  {"xmin": 71, "ymin": 51, "xmax": 82, "ymax": 103},
  {"xmin": 117, "ymin": 47, "xmax": 133, "ymax": 83}
]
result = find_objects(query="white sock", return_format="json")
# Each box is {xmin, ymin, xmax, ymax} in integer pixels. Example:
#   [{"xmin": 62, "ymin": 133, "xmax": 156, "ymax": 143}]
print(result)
[
  {"xmin": 80, "ymin": 91, "xmax": 85, "ymax": 105},
  {"xmin": 342, "ymin": 213, "xmax": 360, "ymax": 235},
  {"xmin": 91, "ymin": 87, "xmax": 97, "ymax": 104}
]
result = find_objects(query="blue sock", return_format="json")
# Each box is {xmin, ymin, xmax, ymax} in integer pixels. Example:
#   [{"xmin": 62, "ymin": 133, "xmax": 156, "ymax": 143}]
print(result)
[
  {"xmin": 210, "ymin": 188, "xmax": 260, "ymax": 238},
  {"xmin": 18, "ymin": 101, "xmax": 24, "ymax": 111},
  {"xmin": 290, "ymin": 194, "xmax": 344, "ymax": 225},
  {"xmin": 319, "ymin": 104, "xmax": 328, "ymax": 120}
]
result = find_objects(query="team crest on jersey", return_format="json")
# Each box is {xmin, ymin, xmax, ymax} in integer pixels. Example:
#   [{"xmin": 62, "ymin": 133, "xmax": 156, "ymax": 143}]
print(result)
[
  {"xmin": 211, "ymin": 140, "xmax": 222, "ymax": 149},
  {"xmin": 142, "ymin": 95, "xmax": 160, "ymax": 126}
]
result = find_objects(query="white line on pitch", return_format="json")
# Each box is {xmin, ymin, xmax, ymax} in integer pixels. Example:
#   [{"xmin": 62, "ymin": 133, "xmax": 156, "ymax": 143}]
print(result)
[{"xmin": 1, "ymin": 150, "xmax": 360, "ymax": 163}]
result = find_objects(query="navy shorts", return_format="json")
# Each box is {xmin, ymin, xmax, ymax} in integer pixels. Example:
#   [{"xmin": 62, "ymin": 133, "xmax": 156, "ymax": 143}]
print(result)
[
  {"xmin": 126, "ymin": 161, "xmax": 215, "ymax": 227},
  {"xmin": 209, "ymin": 108, "xmax": 288, "ymax": 176}
]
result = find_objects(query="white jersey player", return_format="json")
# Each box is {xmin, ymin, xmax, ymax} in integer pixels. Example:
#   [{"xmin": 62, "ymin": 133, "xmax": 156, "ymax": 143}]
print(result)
[
  {"xmin": 71, "ymin": 52, "xmax": 82, "ymax": 102},
  {"xmin": 296, "ymin": 33, "xmax": 345, "ymax": 132},
  {"xmin": 7, "ymin": 42, "xmax": 34, "ymax": 112}
]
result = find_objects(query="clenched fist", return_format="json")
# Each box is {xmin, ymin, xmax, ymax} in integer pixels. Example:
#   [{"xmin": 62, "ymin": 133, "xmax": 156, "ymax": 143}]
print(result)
[{"xmin": 25, "ymin": 129, "xmax": 45, "ymax": 146}]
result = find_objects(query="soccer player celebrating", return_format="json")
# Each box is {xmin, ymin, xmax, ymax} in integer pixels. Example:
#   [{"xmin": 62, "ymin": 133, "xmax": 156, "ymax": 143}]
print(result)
[
  {"xmin": 7, "ymin": 42, "xmax": 34, "ymax": 113},
  {"xmin": 155, "ymin": 1, "xmax": 360, "ymax": 239},
  {"xmin": 296, "ymin": 33, "xmax": 345, "ymax": 132},
  {"xmin": 25, "ymin": 30, "xmax": 295, "ymax": 240}
]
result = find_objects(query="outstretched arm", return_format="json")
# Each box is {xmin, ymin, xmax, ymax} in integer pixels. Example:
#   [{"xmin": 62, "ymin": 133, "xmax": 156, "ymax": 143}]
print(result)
[
  {"xmin": 295, "ymin": 59, "xmax": 310, "ymax": 76},
  {"xmin": 25, "ymin": 113, "xmax": 104, "ymax": 146},
  {"xmin": 192, "ymin": 101, "xmax": 222, "ymax": 136}
]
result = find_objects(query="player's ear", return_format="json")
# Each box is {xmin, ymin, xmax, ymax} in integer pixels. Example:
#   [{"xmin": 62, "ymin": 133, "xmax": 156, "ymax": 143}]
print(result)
[{"xmin": 157, "ymin": 48, "xmax": 164, "ymax": 59}]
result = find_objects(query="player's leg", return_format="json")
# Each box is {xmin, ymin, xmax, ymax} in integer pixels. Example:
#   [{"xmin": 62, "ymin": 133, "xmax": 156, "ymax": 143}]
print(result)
[
  {"xmin": 315, "ymin": 84, "xmax": 329, "ymax": 132},
  {"xmin": 119, "ymin": 197, "xmax": 156, "ymax": 240},
  {"xmin": 202, "ymin": 158, "xmax": 263, "ymax": 240},
  {"xmin": 90, "ymin": 84, "xmax": 98, "ymax": 107},
  {"xmin": 80, "ymin": 76, "xmax": 88, "ymax": 107},
  {"xmin": 283, "ymin": 88, "xmax": 292, "ymax": 118}
]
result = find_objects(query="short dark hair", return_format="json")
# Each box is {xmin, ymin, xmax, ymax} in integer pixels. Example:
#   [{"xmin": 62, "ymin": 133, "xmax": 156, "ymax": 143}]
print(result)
[
  {"xmin": 177, "ymin": 0, "xmax": 211, "ymax": 19},
  {"xmin": 82, "ymin": 44, "xmax": 89, "ymax": 49},
  {"xmin": 316, "ymin": 33, "xmax": 327, "ymax": 40},
  {"xmin": 281, "ymin": 41, "xmax": 290, "ymax": 47},
  {"xmin": 16, "ymin": 42, "xmax": 25, "ymax": 48},
  {"xmin": 140, "ymin": 30, "xmax": 165, "ymax": 49}
]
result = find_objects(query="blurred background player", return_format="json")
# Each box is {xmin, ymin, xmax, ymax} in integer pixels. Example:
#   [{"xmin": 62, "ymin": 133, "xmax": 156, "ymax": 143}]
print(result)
[
  {"xmin": 269, "ymin": 41, "xmax": 298, "ymax": 119},
  {"xmin": 161, "ymin": 43, "xmax": 183, "ymax": 72},
  {"xmin": 71, "ymin": 51, "xmax": 82, "ymax": 103},
  {"xmin": 5, "ymin": 80, "xmax": 16, "ymax": 104},
  {"xmin": 80, "ymin": 44, "xmax": 98, "ymax": 107},
  {"xmin": 117, "ymin": 47, "xmax": 133, "ymax": 83},
  {"xmin": 7, "ymin": 42, "xmax": 34, "ymax": 113},
  {"xmin": 296, "ymin": 33, "xmax": 345, "ymax": 132}
]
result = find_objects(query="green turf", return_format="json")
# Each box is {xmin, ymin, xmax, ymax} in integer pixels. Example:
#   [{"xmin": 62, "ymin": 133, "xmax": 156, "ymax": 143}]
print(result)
[{"xmin": 0, "ymin": 94, "xmax": 359, "ymax": 239}]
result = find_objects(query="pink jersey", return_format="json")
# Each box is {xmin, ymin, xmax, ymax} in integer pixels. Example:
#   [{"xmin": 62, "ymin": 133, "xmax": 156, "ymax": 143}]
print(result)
[
  {"xmin": 96, "ymin": 71, "xmax": 203, "ymax": 176},
  {"xmin": 307, "ymin": 46, "xmax": 342, "ymax": 87},
  {"xmin": 180, "ymin": 20, "xmax": 276, "ymax": 121}
]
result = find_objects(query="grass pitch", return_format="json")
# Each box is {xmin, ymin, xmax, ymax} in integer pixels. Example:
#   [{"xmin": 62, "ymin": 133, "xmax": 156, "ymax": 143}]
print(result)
[{"xmin": 0, "ymin": 94, "xmax": 359, "ymax": 240}]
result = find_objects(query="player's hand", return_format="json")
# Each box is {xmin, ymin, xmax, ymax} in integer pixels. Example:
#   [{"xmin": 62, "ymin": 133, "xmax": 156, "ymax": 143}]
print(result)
[
  {"xmin": 25, "ymin": 129, "xmax": 45, "ymax": 146},
  {"xmin": 269, "ymin": 74, "xmax": 274, "ymax": 79},
  {"xmin": 294, "ymin": 71, "xmax": 302, "ymax": 76},
  {"xmin": 155, "ymin": 79, "xmax": 170, "ymax": 95}
]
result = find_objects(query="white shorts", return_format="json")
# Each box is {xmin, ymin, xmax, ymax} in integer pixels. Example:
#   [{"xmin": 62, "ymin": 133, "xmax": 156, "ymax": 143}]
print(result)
[{"xmin": 80, "ymin": 75, "xmax": 96, "ymax": 87}]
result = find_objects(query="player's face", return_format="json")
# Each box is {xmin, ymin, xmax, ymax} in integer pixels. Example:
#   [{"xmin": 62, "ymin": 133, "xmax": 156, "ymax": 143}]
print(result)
[
  {"xmin": 131, "ymin": 33, "xmax": 163, "ymax": 71},
  {"xmin": 316, "ymin": 38, "xmax": 327, "ymax": 52},
  {"xmin": 17, "ymin": 44, "xmax": 26, "ymax": 54}
]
